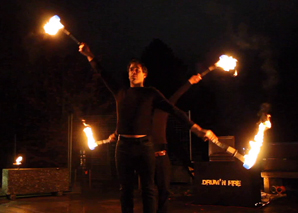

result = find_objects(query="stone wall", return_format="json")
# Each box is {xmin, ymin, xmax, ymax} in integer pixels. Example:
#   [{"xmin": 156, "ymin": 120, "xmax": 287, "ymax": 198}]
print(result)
[{"xmin": 2, "ymin": 168, "xmax": 69, "ymax": 196}]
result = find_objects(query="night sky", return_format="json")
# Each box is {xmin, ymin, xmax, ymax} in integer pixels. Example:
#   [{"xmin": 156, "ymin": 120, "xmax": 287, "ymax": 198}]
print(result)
[{"xmin": 1, "ymin": 0, "xmax": 298, "ymax": 165}]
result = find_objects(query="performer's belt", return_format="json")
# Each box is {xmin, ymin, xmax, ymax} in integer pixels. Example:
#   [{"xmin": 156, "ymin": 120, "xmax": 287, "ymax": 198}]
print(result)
[
  {"xmin": 118, "ymin": 135, "xmax": 149, "ymax": 143},
  {"xmin": 155, "ymin": 150, "xmax": 167, "ymax": 157}
]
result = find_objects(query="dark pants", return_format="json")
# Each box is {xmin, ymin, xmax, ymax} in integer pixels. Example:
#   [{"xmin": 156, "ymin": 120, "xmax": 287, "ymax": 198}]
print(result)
[
  {"xmin": 155, "ymin": 153, "xmax": 171, "ymax": 213},
  {"xmin": 116, "ymin": 136, "xmax": 156, "ymax": 213}
]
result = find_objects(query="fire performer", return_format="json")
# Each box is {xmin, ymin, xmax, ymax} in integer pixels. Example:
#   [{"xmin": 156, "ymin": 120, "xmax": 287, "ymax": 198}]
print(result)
[
  {"xmin": 99, "ymin": 73, "xmax": 205, "ymax": 213},
  {"xmin": 152, "ymin": 73, "xmax": 201, "ymax": 213},
  {"xmin": 79, "ymin": 43, "xmax": 218, "ymax": 213}
]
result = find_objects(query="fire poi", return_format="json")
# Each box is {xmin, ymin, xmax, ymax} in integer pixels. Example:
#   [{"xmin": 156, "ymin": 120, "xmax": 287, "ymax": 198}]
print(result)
[
  {"xmin": 201, "ymin": 55, "xmax": 238, "ymax": 77},
  {"xmin": 211, "ymin": 108, "xmax": 271, "ymax": 170},
  {"xmin": 44, "ymin": 15, "xmax": 81, "ymax": 45},
  {"xmin": 82, "ymin": 120, "xmax": 112, "ymax": 150},
  {"xmin": 82, "ymin": 120, "xmax": 98, "ymax": 150},
  {"xmin": 209, "ymin": 139, "xmax": 245, "ymax": 163},
  {"xmin": 197, "ymin": 55, "xmax": 247, "ymax": 165},
  {"xmin": 243, "ymin": 114, "xmax": 271, "ymax": 169}
]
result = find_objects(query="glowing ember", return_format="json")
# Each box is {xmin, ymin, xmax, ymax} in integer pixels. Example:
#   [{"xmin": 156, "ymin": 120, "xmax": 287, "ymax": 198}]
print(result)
[
  {"xmin": 82, "ymin": 121, "xmax": 98, "ymax": 150},
  {"xmin": 243, "ymin": 115, "xmax": 271, "ymax": 169},
  {"xmin": 14, "ymin": 156, "xmax": 23, "ymax": 165},
  {"xmin": 44, "ymin": 15, "xmax": 64, "ymax": 35},
  {"xmin": 216, "ymin": 55, "xmax": 238, "ymax": 71}
]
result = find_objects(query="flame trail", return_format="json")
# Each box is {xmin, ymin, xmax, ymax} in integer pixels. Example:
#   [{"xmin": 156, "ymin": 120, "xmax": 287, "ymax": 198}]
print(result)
[
  {"xmin": 82, "ymin": 120, "xmax": 98, "ymax": 150},
  {"xmin": 243, "ymin": 115, "xmax": 271, "ymax": 169}
]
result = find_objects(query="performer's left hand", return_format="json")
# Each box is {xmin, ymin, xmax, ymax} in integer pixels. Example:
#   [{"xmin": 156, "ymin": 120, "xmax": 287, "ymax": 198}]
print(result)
[
  {"xmin": 108, "ymin": 133, "xmax": 118, "ymax": 142},
  {"xmin": 191, "ymin": 124, "xmax": 218, "ymax": 142},
  {"xmin": 203, "ymin": 129, "xmax": 218, "ymax": 142}
]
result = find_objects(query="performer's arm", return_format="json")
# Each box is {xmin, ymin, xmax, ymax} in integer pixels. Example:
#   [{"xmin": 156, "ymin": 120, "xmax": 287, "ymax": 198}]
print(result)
[
  {"xmin": 79, "ymin": 42, "xmax": 121, "ymax": 94},
  {"xmin": 169, "ymin": 73, "xmax": 202, "ymax": 104},
  {"xmin": 96, "ymin": 132, "xmax": 118, "ymax": 145},
  {"xmin": 153, "ymin": 88, "xmax": 217, "ymax": 142}
]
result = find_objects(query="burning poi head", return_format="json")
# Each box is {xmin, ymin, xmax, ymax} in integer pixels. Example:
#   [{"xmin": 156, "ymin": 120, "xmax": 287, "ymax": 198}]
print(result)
[
  {"xmin": 82, "ymin": 120, "xmax": 98, "ymax": 150},
  {"xmin": 44, "ymin": 15, "xmax": 64, "ymax": 35},
  {"xmin": 44, "ymin": 15, "xmax": 81, "ymax": 45},
  {"xmin": 216, "ymin": 55, "xmax": 238, "ymax": 72},
  {"xmin": 201, "ymin": 54, "xmax": 238, "ymax": 77},
  {"xmin": 243, "ymin": 114, "xmax": 272, "ymax": 169}
]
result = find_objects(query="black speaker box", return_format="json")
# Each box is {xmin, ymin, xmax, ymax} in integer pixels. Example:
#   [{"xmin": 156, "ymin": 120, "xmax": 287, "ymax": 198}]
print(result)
[{"xmin": 193, "ymin": 161, "xmax": 262, "ymax": 207}]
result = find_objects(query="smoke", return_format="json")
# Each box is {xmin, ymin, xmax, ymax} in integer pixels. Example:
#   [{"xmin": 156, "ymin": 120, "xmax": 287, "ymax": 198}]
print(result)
[
  {"xmin": 259, "ymin": 49, "xmax": 279, "ymax": 91},
  {"xmin": 232, "ymin": 23, "xmax": 279, "ymax": 92},
  {"xmin": 257, "ymin": 102, "xmax": 271, "ymax": 123}
]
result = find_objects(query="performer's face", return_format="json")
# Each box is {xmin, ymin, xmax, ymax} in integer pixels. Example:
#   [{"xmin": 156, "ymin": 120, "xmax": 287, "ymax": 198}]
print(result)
[{"xmin": 128, "ymin": 62, "xmax": 147, "ymax": 87}]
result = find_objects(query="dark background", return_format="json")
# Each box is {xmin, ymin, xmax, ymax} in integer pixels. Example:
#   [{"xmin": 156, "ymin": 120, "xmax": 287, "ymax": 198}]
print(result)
[{"xmin": 1, "ymin": 1, "xmax": 297, "ymax": 169}]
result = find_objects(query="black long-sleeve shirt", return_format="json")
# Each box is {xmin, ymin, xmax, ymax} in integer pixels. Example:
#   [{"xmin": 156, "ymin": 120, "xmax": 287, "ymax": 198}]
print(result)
[
  {"xmin": 89, "ymin": 59, "xmax": 194, "ymax": 135},
  {"xmin": 151, "ymin": 81, "xmax": 192, "ymax": 148}
]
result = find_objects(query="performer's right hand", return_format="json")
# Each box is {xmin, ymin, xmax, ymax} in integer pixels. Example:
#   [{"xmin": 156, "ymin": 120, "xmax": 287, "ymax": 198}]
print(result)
[
  {"xmin": 188, "ymin": 73, "xmax": 202, "ymax": 84},
  {"xmin": 79, "ymin": 42, "xmax": 95, "ymax": 61}
]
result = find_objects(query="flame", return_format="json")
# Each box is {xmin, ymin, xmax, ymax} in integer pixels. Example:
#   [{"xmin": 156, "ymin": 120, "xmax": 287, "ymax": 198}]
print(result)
[
  {"xmin": 82, "ymin": 121, "xmax": 98, "ymax": 150},
  {"xmin": 233, "ymin": 70, "xmax": 238, "ymax": 76},
  {"xmin": 14, "ymin": 156, "xmax": 23, "ymax": 165},
  {"xmin": 216, "ymin": 55, "xmax": 238, "ymax": 71},
  {"xmin": 44, "ymin": 15, "xmax": 64, "ymax": 35},
  {"xmin": 243, "ymin": 115, "xmax": 271, "ymax": 169}
]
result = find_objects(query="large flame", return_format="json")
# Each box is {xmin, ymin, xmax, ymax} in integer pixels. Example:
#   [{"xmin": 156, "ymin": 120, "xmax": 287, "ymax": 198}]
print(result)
[
  {"xmin": 243, "ymin": 115, "xmax": 271, "ymax": 169},
  {"xmin": 216, "ymin": 55, "xmax": 238, "ymax": 71},
  {"xmin": 83, "ymin": 121, "xmax": 98, "ymax": 150},
  {"xmin": 44, "ymin": 15, "xmax": 64, "ymax": 35}
]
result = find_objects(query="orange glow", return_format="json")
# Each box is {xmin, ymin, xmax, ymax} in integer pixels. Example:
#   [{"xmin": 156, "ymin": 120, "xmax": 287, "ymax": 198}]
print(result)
[
  {"xmin": 82, "ymin": 120, "xmax": 97, "ymax": 150},
  {"xmin": 243, "ymin": 115, "xmax": 271, "ymax": 169},
  {"xmin": 216, "ymin": 55, "xmax": 238, "ymax": 71},
  {"xmin": 44, "ymin": 15, "xmax": 64, "ymax": 35}
]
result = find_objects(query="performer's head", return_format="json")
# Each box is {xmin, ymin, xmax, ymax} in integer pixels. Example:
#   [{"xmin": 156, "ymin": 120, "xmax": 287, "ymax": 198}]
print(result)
[{"xmin": 127, "ymin": 59, "xmax": 148, "ymax": 87}]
